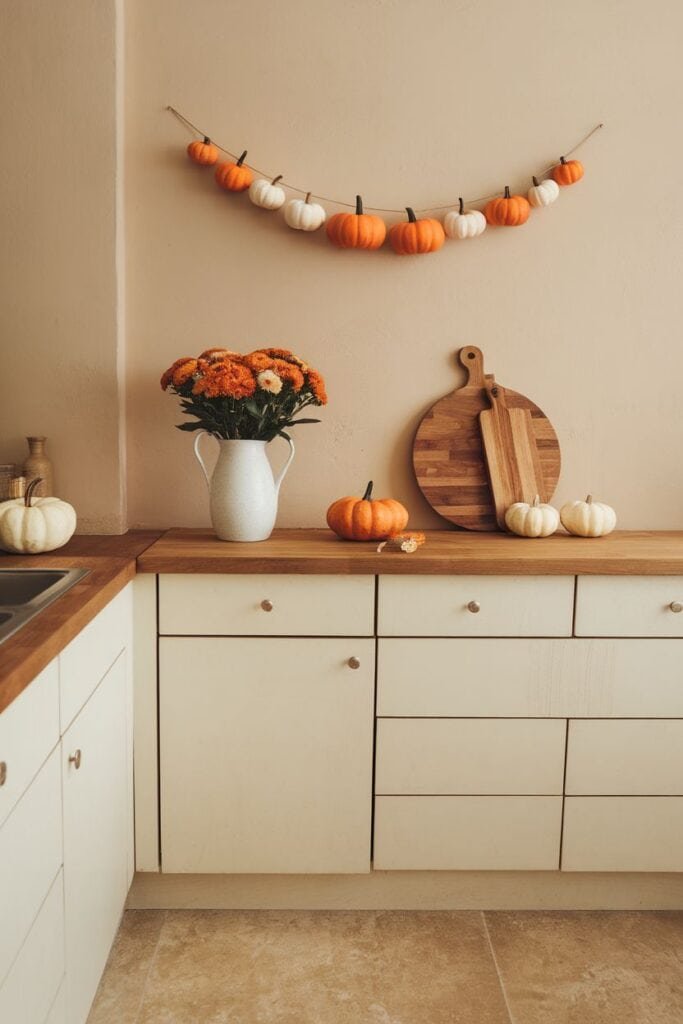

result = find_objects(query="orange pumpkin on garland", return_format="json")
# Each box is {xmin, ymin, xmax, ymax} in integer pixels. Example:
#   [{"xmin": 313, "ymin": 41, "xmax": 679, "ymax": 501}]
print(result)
[
  {"xmin": 187, "ymin": 136, "xmax": 219, "ymax": 166},
  {"xmin": 326, "ymin": 481, "xmax": 409, "ymax": 541},
  {"xmin": 326, "ymin": 196, "xmax": 386, "ymax": 250},
  {"xmin": 215, "ymin": 150, "xmax": 253, "ymax": 192},
  {"xmin": 389, "ymin": 207, "xmax": 445, "ymax": 255},
  {"xmin": 485, "ymin": 186, "xmax": 531, "ymax": 226},
  {"xmin": 551, "ymin": 156, "xmax": 584, "ymax": 186}
]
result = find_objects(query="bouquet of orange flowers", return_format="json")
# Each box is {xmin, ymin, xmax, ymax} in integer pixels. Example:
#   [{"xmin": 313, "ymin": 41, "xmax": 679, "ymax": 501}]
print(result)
[{"xmin": 160, "ymin": 347, "xmax": 327, "ymax": 441}]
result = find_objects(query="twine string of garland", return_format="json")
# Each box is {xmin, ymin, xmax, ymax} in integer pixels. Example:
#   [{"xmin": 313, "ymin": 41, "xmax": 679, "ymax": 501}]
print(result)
[{"xmin": 167, "ymin": 105, "xmax": 604, "ymax": 214}]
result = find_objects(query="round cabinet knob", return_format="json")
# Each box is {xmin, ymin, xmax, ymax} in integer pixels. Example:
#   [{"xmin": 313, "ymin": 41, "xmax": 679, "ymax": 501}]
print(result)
[
  {"xmin": 347, "ymin": 656, "xmax": 361, "ymax": 670},
  {"xmin": 670, "ymin": 601, "xmax": 683, "ymax": 614},
  {"xmin": 68, "ymin": 749, "xmax": 82, "ymax": 770},
  {"xmin": 467, "ymin": 600, "xmax": 481, "ymax": 614},
  {"xmin": 0, "ymin": 761, "xmax": 6, "ymax": 787},
  {"xmin": 260, "ymin": 599, "xmax": 274, "ymax": 612}
]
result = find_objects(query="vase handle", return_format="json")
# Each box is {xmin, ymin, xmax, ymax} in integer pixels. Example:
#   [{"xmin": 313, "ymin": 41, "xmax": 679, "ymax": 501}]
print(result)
[
  {"xmin": 193, "ymin": 430, "xmax": 213, "ymax": 492},
  {"xmin": 273, "ymin": 436, "xmax": 295, "ymax": 496}
]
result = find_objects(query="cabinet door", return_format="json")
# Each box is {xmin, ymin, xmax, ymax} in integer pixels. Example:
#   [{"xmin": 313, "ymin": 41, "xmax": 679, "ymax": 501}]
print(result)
[
  {"xmin": 62, "ymin": 653, "xmax": 128, "ymax": 1024},
  {"xmin": 160, "ymin": 637, "xmax": 375, "ymax": 873}
]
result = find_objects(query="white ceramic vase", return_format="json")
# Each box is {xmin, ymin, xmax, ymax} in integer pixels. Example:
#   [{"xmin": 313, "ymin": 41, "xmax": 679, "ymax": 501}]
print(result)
[{"xmin": 193, "ymin": 434, "xmax": 295, "ymax": 542}]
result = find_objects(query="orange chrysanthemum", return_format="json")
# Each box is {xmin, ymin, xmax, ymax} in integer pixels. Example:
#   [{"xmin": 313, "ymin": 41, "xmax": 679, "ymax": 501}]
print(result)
[
  {"xmin": 261, "ymin": 347, "xmax": 308, "ymax": 370},
  {"xmin": 193, "ymin": 360, "xmax": 256, "ymax": 399},
  {"xmin": 272, "ymin": 358, "xmax": 305, "ymax": 391},
  {"xmin": 198, "ymin": 347, "xmax": 240, "ymax": 363},
  {"xmin": 161, "ymin": 357, "xmax": 195, "ymax": 390},
  {"xmin": 306, "ymin": 369, "xmax": 328, "ymax": 405},
  {"xmin": 171, "ymin": 358, "xmax": 198, "ymax": 388},
  {"xmin": 243, "ymin": 351, "xmax": 277, "ymax": 373}
]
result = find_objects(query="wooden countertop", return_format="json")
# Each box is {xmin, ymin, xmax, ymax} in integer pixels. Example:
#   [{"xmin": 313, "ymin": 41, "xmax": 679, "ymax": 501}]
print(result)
[
  {"xmin": 0, "ymin": 531, "xmax": 161, "ymax": 714},
  {"xmin": 137, "ymin": 528, "xmax": 683, "ymax": 576}
]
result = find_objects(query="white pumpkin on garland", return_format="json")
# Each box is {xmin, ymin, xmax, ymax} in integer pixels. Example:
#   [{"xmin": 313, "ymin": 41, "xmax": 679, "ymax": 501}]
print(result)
[
  {"xmin": 443, "ymin": 198, "xmax": 487, "ymax": 240},
  {"xmin": 0, "ymin": 478, "xmax": 77, "ymax": 554},
  {"xmin": 505, "ymin": 495, "xmax": 560, "ymax": 538},
  {"xmin": 249, "ymin": 174, "xmax": 286, "ymax": 211},
  {"xmin": 560, "ymin": 494, "xmax": 617, "ymax": 537},
  {"xmin": 527, "ymin": 176, "xmax": 560, "ymax": 208},
  {"xmin": 284, "ymin": 192, "xmax": 326, "ymax": 231}
]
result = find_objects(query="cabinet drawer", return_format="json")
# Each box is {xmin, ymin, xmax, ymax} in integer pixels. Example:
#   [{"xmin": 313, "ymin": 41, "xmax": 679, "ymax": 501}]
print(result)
[
  {"xmin": 0, "ymin": 871, "xmax": 64, "ymax": 1024},
  {"xmin": 378, "ymin": 638, "xmax": 683, "ymax": 718},
  {"xmin": 0, "ymin": 747, "xmax": 62, "ymax": 986},
  {"xmin": 159, "ymin": 574, "xmax": 374, "ymax": 637},
  {"xmin": 566, "ymin": 721, "xmax": 683, "ymax": 795},
  {"xmin": 575, "ymin": 576, "xmax": 683, "ymax": 636},
  {"xmin": 60, "ymin": 584, "xmax": 131, "ymax": 731},
  {"xmin": 374, "ymin": 796, "xmax": 562, "ymax": 870},
  {"xmin": 376, "ymin": 719, "xmax": 566, "ymax": 795},
  {"xmin": 378, "ymin": 576, "xmax": 574, "ymax": 637},
  {"xmin": 562, "ymin": 797, "xmax": 683, "ymax": 871},
  {"xmin": 0, "ymin": 658, "xmax": 59, "ymax": 829}
]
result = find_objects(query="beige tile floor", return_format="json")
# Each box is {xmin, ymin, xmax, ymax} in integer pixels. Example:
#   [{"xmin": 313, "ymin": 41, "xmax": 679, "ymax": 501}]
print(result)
[{"xmin": 87, "ymin": 909, "xmax": 683, "ymax": 1024}]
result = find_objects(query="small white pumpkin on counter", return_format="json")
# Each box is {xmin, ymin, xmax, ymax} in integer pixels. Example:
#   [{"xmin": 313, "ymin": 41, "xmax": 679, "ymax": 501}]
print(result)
[
  {"xmin": 443, "ymin": 198, "xmax": 487, "ymax": 240},
  {"xmin": 284, "ymin": 192, "xmax": 326, "ymax": 231},
  {"xmin": 527, "ymin": 176, "xmax": 560, "ymax": 208},
  {"xmin": 248, "ymin": 174, "xmax": 286, "ymax": 211},
  {"xmin": 0, "ymin": 478, "xmax": 77, "ymax": 554},
  {"xmin": 560, "ymin": 494, "xmax": 617, "ymax": 537},
  {"xmin": 504, "ymin": 495, "xmax": 560, "ymax": 538}
]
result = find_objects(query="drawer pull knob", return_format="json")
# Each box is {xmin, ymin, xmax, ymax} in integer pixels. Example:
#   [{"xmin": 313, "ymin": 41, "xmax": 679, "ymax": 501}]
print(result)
[
  {"xmin": 260, "ymin": 599, "xmax": 274, "ymax": 612},
  {"xmin": 0, "ymin": 761, "xmax": 6, "ymax": 787},
  {"xmin": 670, "ymin": 601, "xmax": 683, "ymax": 613},
  {"xmin": 68, "ymin": 749, "xmax": 82, "ymax": 770},
  {"xmin": 347, "ymin": 656, "xmax": 361, "ymax": 670},
  {"xmin": 467, "ymin": 600, "xmax": 481, "ymax": 614}
]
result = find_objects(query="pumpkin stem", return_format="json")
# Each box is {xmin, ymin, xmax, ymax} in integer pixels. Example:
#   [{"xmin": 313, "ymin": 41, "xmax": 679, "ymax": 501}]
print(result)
[
  {"xmin": 586, "ymin": 494, "xmax": 593, "ymax": 504},
  {"xmin": 406, "ymin": 207, "xmax": 417, "ymax": 223},
  {"xmin": 560, "ymin": 156, "xmax": 566, "ymax": 164},
  {"xmin": 458, "ymin": 197, "xmax": 464, "ymax": 215},
  {"xmin": 504, "ymin": 186, "xmax": 511, "ymax": 199},
  {"xmin": 532, "ymin": 176, "xmax": 540, "ymax": 187},
  {"xmin": 236, "ymin": 150, "xmax": 247, "ymax": 166},
  {"xmin": 202, "ymin": 136, "xmax": 211, "ymax": 145},
  {"xmin": 305, "ymin": 192, "xmax": 312, "ymax": 204},
  {"xmin": 355, "ymin": 195, "xmax": 363, "ymax": 215},
  {"xmin": 362, "ymin": 481, "xmax": 374, "ymax": 501},
  {"xmin": 533, "ymin": 495, "xmax": 540, "ymax": 507},
  {"xmin": 271, "ymin": 175, "xmax": 283, "ymax": 186},
  {"xmin": 24, "ymin": 477, "xmax": 43, "ymax": 507}
]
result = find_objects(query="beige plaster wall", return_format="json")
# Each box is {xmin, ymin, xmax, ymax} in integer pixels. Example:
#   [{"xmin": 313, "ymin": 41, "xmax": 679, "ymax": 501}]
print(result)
[{"xmin": 0, "ymin": 0, "xmax": 126, "ymax": 533}]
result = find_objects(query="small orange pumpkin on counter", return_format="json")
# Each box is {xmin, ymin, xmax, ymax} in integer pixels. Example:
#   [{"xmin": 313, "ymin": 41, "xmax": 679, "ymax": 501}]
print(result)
[
  {"xmin": 326, "ymin": 481, "xmax": 409, "ymax": 541},
  {"xmin": 485, "ymin": 186, "xmax": 530, "ymax": 226},
  {"xmin": 187, "ymin": 136, "xmax": 219, "ymax": 166},
  {"xmin": 551, "ymin": 156, "xmax": 584, "ymax": 186},
  {"xmin": 215, "ymin": 150, "xmax": 253, "ymax": 192},
  {"xmin": 389, "ymin": 207, "xmax": 445, "ymax": 255},
  {"xmin": 326, "ymin": 195, "xmax": 387, "ymax": 250}
]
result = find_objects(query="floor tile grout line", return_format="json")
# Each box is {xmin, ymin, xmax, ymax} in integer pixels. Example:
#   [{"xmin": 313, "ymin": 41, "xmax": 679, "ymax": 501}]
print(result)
[
  {"xmin": 481, "ymin": 911, "xmax": 517, "ymax": 1024},
  {"xmin": 133, "ymin": 910, "xmax": 168, "ymax": 1024}
]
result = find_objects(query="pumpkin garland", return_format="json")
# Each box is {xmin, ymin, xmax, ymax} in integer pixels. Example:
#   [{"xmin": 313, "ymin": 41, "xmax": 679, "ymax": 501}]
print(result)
[{"xmin": 169, "ymin": 106, "xmax": 603, "ymax": 256}]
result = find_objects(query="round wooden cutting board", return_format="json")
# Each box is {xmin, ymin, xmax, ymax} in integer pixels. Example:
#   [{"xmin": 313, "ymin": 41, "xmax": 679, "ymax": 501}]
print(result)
[{"xmin": 413, "ymin": 346, "xmax": 561, "ymax": 531}]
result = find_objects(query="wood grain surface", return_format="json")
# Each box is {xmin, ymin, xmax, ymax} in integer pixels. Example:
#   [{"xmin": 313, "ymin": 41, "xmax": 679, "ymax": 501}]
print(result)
[
  {"xmin": 413, "ymin": 347, "xmax": 561, "ymax": 530},
  {"xmin": 137, "ymin": 528, "xmax": 683, "ymax": 577}
]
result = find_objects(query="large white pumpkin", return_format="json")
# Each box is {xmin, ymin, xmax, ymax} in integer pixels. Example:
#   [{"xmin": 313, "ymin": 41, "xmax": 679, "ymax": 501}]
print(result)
[
  {"xmin": 249, "ymin": 175, "xmax": 286, "ymax": 211},
  {"xmin": 527, "ymin": 176, "xmax": 560, "ymax": 208},
  {"xmin": 505, "ymin": 495, "xmax": 559, "ymax": 538},
  {"xmin": 443, "ymin": 198, "xmax": 487, "ymax": 240},
  {"xmin": 284, "ymin": 192, "xmax": 326, "ymax": 231},
  {"xmin": 560, "ymin": 494, "xmax": 617, "ymax": 537},
  {"xmin": 0, "ymin": 479, "xmax": 77, "ymax": 554}
]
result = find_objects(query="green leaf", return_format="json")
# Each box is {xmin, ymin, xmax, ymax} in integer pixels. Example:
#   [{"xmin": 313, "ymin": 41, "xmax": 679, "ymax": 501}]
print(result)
[
  {"xmin": 286, "ymin": 418, "xmax": 321, "ymax": 426},
  {"xmin": 175, "ymin": 421, "xmax": 204, "ymax": 432}
]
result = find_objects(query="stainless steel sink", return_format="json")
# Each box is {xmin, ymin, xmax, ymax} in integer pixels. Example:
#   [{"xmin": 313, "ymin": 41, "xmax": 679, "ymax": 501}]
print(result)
[{"xmin": 0, "ymin": 568, "xmax": 90, "ymax": 645}]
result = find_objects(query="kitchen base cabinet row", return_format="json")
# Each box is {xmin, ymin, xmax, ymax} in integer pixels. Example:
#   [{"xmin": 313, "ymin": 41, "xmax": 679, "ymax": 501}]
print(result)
[
  {"xmin": 0, "ymin": 586, "xmax": 133, "ymax": 1024},
  {"xmin": 154, "ymin": 573, "xmax": 683, "ymax": 878}
]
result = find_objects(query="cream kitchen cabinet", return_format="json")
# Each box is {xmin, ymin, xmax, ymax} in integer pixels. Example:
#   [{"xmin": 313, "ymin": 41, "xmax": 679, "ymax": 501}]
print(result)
[
  {"xmin": 0, "ymin": 583, "xmax": 134, "ymax": 1024},
  {"xmin": 160, "ymin": 636, "xmax": 375, "ymax": 873}
]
